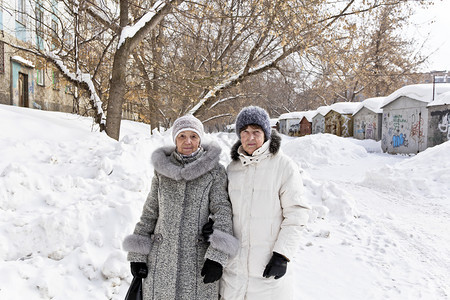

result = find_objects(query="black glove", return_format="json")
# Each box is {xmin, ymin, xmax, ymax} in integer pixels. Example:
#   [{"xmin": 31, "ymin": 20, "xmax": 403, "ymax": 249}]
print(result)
[
  {"xmin": 262, "ymin": 252, "xmax": 288, "ymax": 279},
  {"xmin": 201, "ymin": 259, "xmax": 223, "ymax": 283},
  {"xmin": 202, "ymin": 218, "xmax": 214, "ymax": 242},
  {"xmin": 130, "ymin": 262, "xmax": 148, "ymax": 278}
]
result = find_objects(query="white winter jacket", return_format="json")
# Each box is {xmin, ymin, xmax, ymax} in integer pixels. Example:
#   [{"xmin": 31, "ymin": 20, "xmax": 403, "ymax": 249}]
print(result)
[{"xmin": 220, "ymin": 132, "xmax": 310, "ymax": 300}]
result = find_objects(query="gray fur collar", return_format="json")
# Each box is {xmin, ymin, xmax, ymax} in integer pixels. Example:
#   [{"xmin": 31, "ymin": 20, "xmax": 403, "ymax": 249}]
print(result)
[
  {"xmin": 231, "ymin": 130, "xmax": 281, "ymax": 161},
  {"xmin": 152, "ymin": 142, "xmax": 221, "ymax": 181}
]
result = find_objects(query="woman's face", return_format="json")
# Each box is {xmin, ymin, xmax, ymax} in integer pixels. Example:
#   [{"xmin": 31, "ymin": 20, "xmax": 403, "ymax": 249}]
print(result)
[
  {"xmin": 240, "ymin": 125, "xmax": 265, "ymax": 155},
  {"xmin": 176, "ymin": 130, "xmax": 200, "ymax": 155}
]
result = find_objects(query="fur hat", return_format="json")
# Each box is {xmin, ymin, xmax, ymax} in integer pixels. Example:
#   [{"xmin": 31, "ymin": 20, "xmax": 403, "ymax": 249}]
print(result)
[
  {"xmin": 235, "ymin": 106, "xmax": 271, "ymax": 140},
  {"xmin": 172, "ymin": 115, "xmax": 204, "ymax": 144}
]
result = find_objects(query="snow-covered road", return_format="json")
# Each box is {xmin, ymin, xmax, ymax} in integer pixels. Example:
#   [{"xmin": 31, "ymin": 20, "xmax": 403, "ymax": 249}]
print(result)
[{"xmin": 290, "ymin": 136, "xmax": 450, "ymax": 299}]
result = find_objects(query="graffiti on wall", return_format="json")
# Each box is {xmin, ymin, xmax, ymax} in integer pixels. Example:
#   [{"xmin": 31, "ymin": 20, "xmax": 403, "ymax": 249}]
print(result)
[
  {"xmin": 312, "ymin": 117, "xmax": 325, "ymax": 134},
  {"xmin": 392, "ymin": 133, "xmax": 408, "ymax": 148},
  {"xmin": 354, "ymin": 120, "xmax": 365, "ymax": 136},
  {"xmin": 390, "ymin": 114, "xmax": 408, "ymax": 148},
  {"xmin": 410, "ymin": 113, "xmax": 425, "ymax": 145},
  {"xmin": 429, "ymin": 109, "xmax": 450, "ymax": 145},
  {"xmin": 341, "ymin": 115, "xmax": 351, "ymax": 137},
  {"xmin": 393, "ymin": 114, "xmax": 407, "ymax": 132},
  {"xmin": 355, "ymin": 112, "xmax": 379, "ymax": 140},
  {"xmin": 289, "ymin": 123, "xmax": 300, "ymax": 136},
  {"xmin": 383, "ymin": 107, "xmax": 432, "ymax": 153},
  {"xmin": 365, "ymin": 122, "xmax": 375, "ymax": 140},
  {"xmin": 438, "ymin": 113, "xmax": 450, "ymax": 140},
  {"xmin": 325, "ymin": 113, "xmax": 340, "ymax": 135}
]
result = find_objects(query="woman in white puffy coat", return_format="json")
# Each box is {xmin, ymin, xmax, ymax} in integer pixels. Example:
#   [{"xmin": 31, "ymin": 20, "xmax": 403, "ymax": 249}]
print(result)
[{"xmin": 220, "ymin": 106, "xmax": 310, "ymax": 300}]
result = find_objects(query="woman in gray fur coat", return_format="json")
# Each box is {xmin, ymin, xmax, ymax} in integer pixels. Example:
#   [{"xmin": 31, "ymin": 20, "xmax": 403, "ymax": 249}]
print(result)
[{"xmin": 123, "ymin": 115, "xmax": 238, "ymax": 300}]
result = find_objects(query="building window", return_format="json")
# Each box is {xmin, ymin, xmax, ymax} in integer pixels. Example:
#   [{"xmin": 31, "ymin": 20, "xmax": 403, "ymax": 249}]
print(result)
[
  {"xmin": 52, "ymin": 69, "xmax": 60, "ymax": 90},
  {"xmin": 0, "ymin": 41, "xmax": 4, "ymax": 74},
  {"xmin": 51, "ymin": 0, "xmax": 59, "ymax": 14},
  {"xmin": 63, "ymin": 29, "xmax": 73, "ymax": 50},
  {"xmin": 51, "ymin": 19, "xmax": 59, "ymax": 49},
  {"xmin": 0, "ymin": 0, "xmax": 3, "ymax": 31},
  {"xmin": 17, "ymin": 0, "xmax": 26, "ymax": 25},
  {"xmin": 65, "ymin": 84, "xmax": 74, "ymax": 95},
  {"xmin": 35, "ymin": 4, "xmax": 44, "ymax": 49},
  {"xmin": 37, "ymin": 68, "xmax": 45, "ymax": 86}
]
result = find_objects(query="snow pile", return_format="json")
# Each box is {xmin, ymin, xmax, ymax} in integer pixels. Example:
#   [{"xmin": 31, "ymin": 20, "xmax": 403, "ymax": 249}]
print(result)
[
  {"xmin": 346, "ymin": 137, "xmax": 383, "ymax": 153},
  {"xmin": 0, "ymin": 105, "xmax": 160, "ymax": 298},
  {"xmin": 362, "ymin": 140, "xmax": 450, "ymax": 198},
  {"xmin": 281, "ymin": 134, "xmax": 368, "ymax": 222},
  {"xmin": 302, "ymin": 171, "xmax": 358, "ymax": 223},
  {"xmin": 282, "ymin": 133, "xmax": 368, "ymax": 169}
]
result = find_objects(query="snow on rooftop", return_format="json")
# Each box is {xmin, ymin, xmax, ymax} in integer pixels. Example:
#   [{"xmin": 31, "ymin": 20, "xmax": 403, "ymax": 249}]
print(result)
[
  {"xmin": 270, "ymin": 118, "xmax": 278, "ymax": 126},
  {"xmin": 315, "ymin": 106, "xmax": 332, "ymax": 117},
  {"xmin": 302, "ymin": 111, "xmax": 318, "ymax": 122},
  {"xmin": 353, "ymin": 97, "xmax": 385, "ymax": 115},
  {"xmin": 428, "ymin": 90, "xmax": 450, "ymax": 107},
  {"xmin": 328, "ymin": 102, "xmax": 360, "ymax": 115},
  {"xmin": 381, "ymin": 83, "xmax": 450, "ymax": 108},
  {"xmin": 11, "ymin": 56, "xmax": 35, "ymax": 68},
  {"xmin": 279, "ymin": 111, "xmax": 305, "ymax": 120},
  {"xmin": 279, "ymin": 110, "xmax": 317, "ymax": 122}
]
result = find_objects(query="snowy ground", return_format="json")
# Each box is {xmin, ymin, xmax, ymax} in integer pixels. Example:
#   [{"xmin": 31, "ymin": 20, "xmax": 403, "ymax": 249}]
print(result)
[{"xmin": 0, "ymin": 104, "xmax": 449, "ymax": 300}]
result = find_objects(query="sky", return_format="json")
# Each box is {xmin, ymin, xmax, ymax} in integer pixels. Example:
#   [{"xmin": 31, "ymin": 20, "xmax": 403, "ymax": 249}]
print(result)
[
  {"xmin": 410, "ymin": 0, "xmax": 450, "ymax": 72},
  {"xmin": 1, "ymin": 104, "xmax": 449, "ymax": 299}
]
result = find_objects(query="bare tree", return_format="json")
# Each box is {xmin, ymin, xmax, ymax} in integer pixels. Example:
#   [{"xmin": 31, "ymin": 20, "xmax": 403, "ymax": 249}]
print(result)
[
  {"xmin": 104, "ymin": 0, "xmax": 185, "ymax": 140},
  {"xmin": 186, "ymin": 0, "xmax": 371, "ymax": 117},
  {"xmin": 294, "ymin": 2, "xmax": 428, "ymax": 106},
  {"xmin": 180, "ymin": 0, "xmax": 429, "ymax": 121}
]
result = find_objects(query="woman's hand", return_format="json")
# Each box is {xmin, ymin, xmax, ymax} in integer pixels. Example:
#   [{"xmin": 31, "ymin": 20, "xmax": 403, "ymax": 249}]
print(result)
[
  {"xmin": 202, "ymin": 218, "xmax": 214, "ymax": 242},
  {"xmin": 201, "ymin": 259, "xmax": 223, "ymax": 283}
]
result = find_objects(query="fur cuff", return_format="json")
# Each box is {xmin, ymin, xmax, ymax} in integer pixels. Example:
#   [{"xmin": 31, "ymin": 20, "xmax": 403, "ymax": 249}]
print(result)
[
  {"xmin": 123, "ymin": 234, "xmax": 152, "ymax": 254},
  {"xmin": 209, "ymin": 229, "xmax": 239, "ymax": 258}
]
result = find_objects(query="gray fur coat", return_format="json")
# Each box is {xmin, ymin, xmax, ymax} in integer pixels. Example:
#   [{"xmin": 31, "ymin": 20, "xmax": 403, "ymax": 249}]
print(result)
[{"xmin": 123, "ymin": 142, "xmax": 238, "ymax": 300}]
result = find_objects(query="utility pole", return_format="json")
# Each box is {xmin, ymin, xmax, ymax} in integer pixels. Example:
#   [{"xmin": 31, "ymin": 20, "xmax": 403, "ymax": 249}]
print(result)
[
  {"xmin": 432, "ymin": 74, "xmax": 436, "ymax": 102},
  {"xmin": 73, "ymin": 1, "xmax": 80, "ymax": 114}
]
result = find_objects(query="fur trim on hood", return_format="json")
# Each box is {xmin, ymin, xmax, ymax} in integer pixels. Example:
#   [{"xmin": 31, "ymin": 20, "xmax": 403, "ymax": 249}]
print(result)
[
  {"xmin": 231, "ymin": 130, "xmax": 281, "ymax": 161},
  {"xmin": 152, "ymin": 142, "xmax": 221, "ymax": 181}
]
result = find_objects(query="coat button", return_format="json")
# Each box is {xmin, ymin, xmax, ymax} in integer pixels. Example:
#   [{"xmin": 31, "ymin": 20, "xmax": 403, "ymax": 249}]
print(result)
[{"xmin": 154, "ymin": 233, "xmax": 163, "ymax": 243}]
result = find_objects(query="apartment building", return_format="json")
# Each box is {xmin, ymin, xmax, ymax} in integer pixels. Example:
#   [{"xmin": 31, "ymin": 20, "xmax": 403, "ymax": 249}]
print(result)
[{"xmin": 0, "ymin": 0, "xmax": 84, "ymax": 113}]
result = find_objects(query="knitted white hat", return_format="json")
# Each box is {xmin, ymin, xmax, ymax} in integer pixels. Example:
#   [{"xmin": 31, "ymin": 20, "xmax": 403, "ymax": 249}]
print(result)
[{"xmin": 172, "ymin": 115, "xmax": 204, "ymax": 144}]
